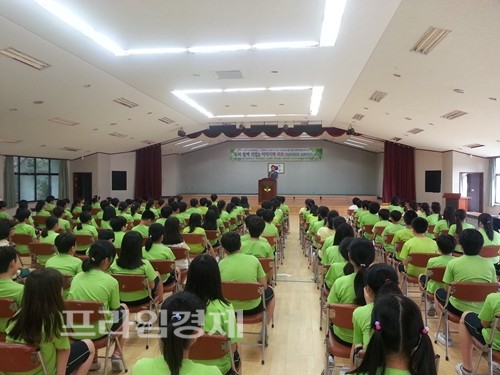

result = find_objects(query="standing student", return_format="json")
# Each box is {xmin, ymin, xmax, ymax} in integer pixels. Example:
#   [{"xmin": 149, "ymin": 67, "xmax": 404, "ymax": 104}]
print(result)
[
  {"xmin": 143, "ymin": 223, "xmax": 175, "ymax": 285},
  {"xmin": 6, "ymin": 268, "xmax": 95, "ymax": 375},
  {"xmin": 12, "ymin": 208, "xmax": 36, "ymax": 255},
  {"xmin": 132, "ymin": 292, "xmax": 222, "ymax": 375},
  {"xmin": 0, "ymin": 246, "xmax": 23, "ymax": 334},
  {"xmin": 38, "ymin": 216, "xmax": 60, "ymax": 266},
  {"xmin": 347, "ymin": 295, "xmax": 437, "ymax": 375}
]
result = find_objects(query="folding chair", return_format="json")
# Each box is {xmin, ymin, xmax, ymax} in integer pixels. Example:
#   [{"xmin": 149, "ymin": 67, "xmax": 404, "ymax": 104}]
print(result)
[
  {"xmin": 382, "ymin": 233, "xmax": 395, "ymax": 264},
  {"xmin": 188, "ymin": 334, "xmax": 239, "ymax": 374},
  {"xmin": 473, "ymin": 313, "xmax": 500, "ymax": 375},
  {"xmin": 324, "ymin": 303, "xmax": 358, "ymax": 375},
  {"xmin": 182, "ymin": 233, "xmax": 206, "ymax": 258},
  {"xmin": 275, "ymin": 223, "xmax": 285, "ymax": 261},
  {"xmin": 419, "ymin": 266, "xmax": 446, "ymax": 327},
  {"xmin": 28, "ymin": 243, "xmax": 56, "ymax": 268},
  {"xmin": 262, "ymin": 235, "xmax": 280, "ymax": 267},
  {"xmin": 391, "ymin": 241, "xmax": 405, "ymax": 269},
  {"xmin": 111, "ymin": 274, "xmax": 158, "ymax": 349},
  {"xmin": 170, "ymin": 246, "xmax": 190, "ymax": 290},
  {"xmin": 32, "ymin": 216, "xmax": 47, "ymax": 228},
  {"xmin": 258, "ymin": 257, "xmax": 276, "ymax": 288},
  {"xmin": 361, "ymin": 224, "xmax": 374, "ymax": 240},
  {"xmin": 0, "ymin": 342, "xmax": 48, "ymax": 374},
  {"xmin": 74, "ymin": 234, "xmax": 94, "ymax": 253},
  {"xmin": 149, "ymin": 259, "xmax": 177, "ymax": 294},
  {"xmin": 90, "ymin": 208, "xmax": 101, "ymax": 216},
  {"xmin": 0, "ymin": 298, "xmax": 18, "ymax": 342},
  {"xmin": 11, "ymin": 233, "xmax": 34, "ymax": 265},
  {"xmin": 319, "ymin": 264, "xmax": 331, "ymax": 331},
  {"xmin": 64, "ymin": 300, "xmax": 127, "ymax": 374},
  {"xmin": 402, "ymin": 253, "xmax": 439, "ymax": 296},
  {"xmin": 372, "ymin": 226, "xmax": 385, "ymax": 262},
  {"xmin": 205, "ymin": 230, "xmax": 221, "ymax": 255},
  {"xmin": 435, "ymin": 282, "xmax": 500, "ymax": 360},
  {"xmin": 427, "ymin": 225, "xmax": 436, "ymax": 237},
  {"xmin": 480, "ymin": 245, "xmax": 500, "ymax": 259},
  {"xmin": 222, "ymin": 282, "xmax": 268, "ymax": 365}
]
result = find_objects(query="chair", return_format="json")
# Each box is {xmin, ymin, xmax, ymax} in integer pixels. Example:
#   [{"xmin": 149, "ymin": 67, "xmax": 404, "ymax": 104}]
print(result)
[
  {"xmin": 262, "ymin": 235, "xmax": 281, "ymax": 267},
  {"xmin": 205, "ymin": 230, "xmax": 221, "ymax": 256},
  {"xmin": 419, "ymin": 266, "xmax": 446, "ymax": 327},
  {"xmin": 170, "ymin": 246, "xmax": 190, "ymax": 290},
  {"xmin": 0, "ymin": 298, "xmax": 18, "ymax": 342},
  {"xmin": 427, "ymin": 225, "xmax": 436, "ymax": 237},
  {"xmin": 319, "ymin": 264, "xmax": 331, "ymax": 331},
  {"xmin": 435, "ymin": 282, "xmax": 500, "ymax": 360},
  {"xmin": 382, "ymin": 233, "xmax": 395, "ymax": 264},
  {"xmin": 0, "ymin": 342, "xmax": 48, "ymax": 374},
  {"xmin": 64, "ymin": 300, "xmax": 127, "ymax": 374},
  {"xmin": 182, "ymin": 233, "xmax": 206, "ymax": 257},
  {"xmin": 94, "ymin": 218, "xmax": 102, "ymax": 227},
  {"xmin": 28, "ymin": 243, "xmax": 56, "ymax": 268},
  {"xmin": 440, "ymin": 229, "xmax": 449, "ymax": 236},
  {"xmin": 74, "ymin": 234, "xmax": 94, "ymax": 251},
  {"xmin": 221, "ymin": 282, "xmax": 267, "ymax": 364},
  {"xmin": 473, "ymin": 313, "xmax": 500, "ymax": 375},
  {"xmin": 258, "ymin": 257, "xmax": 276, "ymax": 288},
  {"xmin": 324, "ymin": 303, "xmax": 358, "ymax": 375},
  {"xmin": 372, "ymin": 226, "xmax": 386, "ymax": 261},
  {"xmin": 62, "ymin": 274, "xmax": 73, "ymax": 291},
  {"xmin": 32, "ymin": 216, "xmax": 47, "ymax": 227},
  {"xmin": 149, "ymin": 259, "xmax": 177, "ymax": 294},
  {"xmin": 402, "ymin": 252, "xmax": 439, "ymax": 296},
  {"xmin": 275, "ymin": 223, "xmax": 285, "ymax": 262},
  {"xmin": 11, "ymin": 233, "xmax": 34, "ymax": 265},
  {"xmin": 90, "ymin": 208, "xmax": 101, "ymax": 216},
  {"xmin": 480, "ymin": 245, "xmax": 500, "ymax": 259},
  {"xmin": 188, "ymin": 334, "xmax": 238, "ymax": 374},
  {"xmin": 361, "ymin": 224, "xmax": 374, "ymax": 240}
]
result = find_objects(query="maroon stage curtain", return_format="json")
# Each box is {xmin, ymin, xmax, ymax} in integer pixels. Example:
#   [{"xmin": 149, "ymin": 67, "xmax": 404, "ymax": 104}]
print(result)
[
  {"xmin": 382, "ymin": 141, "xmax": 416, "ymax": 202},
  {"xmin": 135, "ymin": 143, "xmax": 162, "ymax": 199}
]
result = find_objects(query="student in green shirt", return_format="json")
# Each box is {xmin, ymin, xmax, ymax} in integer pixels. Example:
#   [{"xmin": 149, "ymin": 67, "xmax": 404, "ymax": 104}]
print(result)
[
  {"xmin": 323, "ymin": 237, "xmax": 353, "ymax": 290},
  {"xmin": 142, "ymin": 223, "xmax": 175, "ymax": 284},
  {"xmin": 117, "ymin": 201, "xmax": 133, "ymax": 224},
  {"xmin": 210, "ymin": 193, "xmax": 218, "ymax": 207},
  {"xmin": 372, "ymin": 208, "xmax": 391, "ymax": 245},
  {"xmin": 202, "ymin": 209, "xmax": 221, "ymax": 247},
  {"xmin": 53, "ymin": 206, "xmax": 71, "ymax": 233},
  {"xmin": 322, "ymin": 223, "xmax": 355, "ymax": 265},
  {"xmin": 0, "ymin": 200, "xmax": 12, "ymax": 221},
  {"xmin": 433, "ymin": 206, "xmax": 456, "ymax": 238},
  {"xmin": 349, "ymin": 295, "xmax": 437, "ymax": 375},
  {"xmin": 156, "ymin": 206, "xmax": 173, "ymax": 226},
  {"xmin": 34, "ymin": 199, "xmax": 51, "ymax": 219},
  {"xmin": 100, "ymin": 206, "xmax": 117, "ymax": 230},
  {"xmin": 6, "ymin": 268, "xmax": 95, "ymax": 375},
  {"xmin": 56, "ymin": 199, "xmax": 73, "ymax": 222},
  {"xmin": 241, "ymin": 215, "xmax": 274, "ymax": 259},
  {"xmin": 381, "ymin": 210, "xmax": 404, "ymax": 254},
  {"xmin": 217, "ymin": 200, "xmax": 229, "ymax": 228},
  {"xmin": 38, "ymin": 216, "xmax": 60, "ymax": 266},
  {"xmin": 45, "ymin": 195, "xmax": 56, "ymax": 212},
  {"xmin": 448, "ymin": 209, "xmax": 474, "ymax": 253},
  {"xmin": 71, "ymin": 197, "xmax": 84, "ymax": 215},
  {"xmin": 46, "ymin": 233, "xmax": 82, "ymax": 276},
  {"xmin": 132, "ymin": 293, "xmax": 222, "ymax": 375},
  {"xmin": 0, "ymin": 246, "xmax": 24, "ymax": 334},
  {"xmin": 198, "ymin": 197, "xmax": 210, "ymax": 216},
  {"xmin": 12, "ymin": 208, "xmax": 37, "ymax": 255},
  {"xmin": 478, "ymin": 213, "xmax": 500, "ymax": 266},
  {"xmin": 183, "ymin": 213, "xmax": 211, "ymax": 255}
]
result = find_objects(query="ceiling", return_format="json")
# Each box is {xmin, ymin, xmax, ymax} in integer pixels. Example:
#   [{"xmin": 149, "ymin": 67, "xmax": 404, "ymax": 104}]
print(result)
[{"xmin": 0, "ymin": 0, "xmax": 499, "ymax": 159}]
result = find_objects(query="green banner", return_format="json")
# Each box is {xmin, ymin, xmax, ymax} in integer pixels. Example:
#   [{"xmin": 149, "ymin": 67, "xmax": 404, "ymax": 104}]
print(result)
[{"xmin": 230, "ymin": 148, "xmax": 322, "ymax": 161}]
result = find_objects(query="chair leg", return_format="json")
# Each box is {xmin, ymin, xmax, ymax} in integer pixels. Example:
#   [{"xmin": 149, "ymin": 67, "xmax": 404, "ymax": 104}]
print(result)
[
  {"xmin": 444, "ymin": 312, "xmax": 449, "ymax": 361},
  {"xmin": 113, "ymin": 335, "xmax": 128, "ymax": 372}
]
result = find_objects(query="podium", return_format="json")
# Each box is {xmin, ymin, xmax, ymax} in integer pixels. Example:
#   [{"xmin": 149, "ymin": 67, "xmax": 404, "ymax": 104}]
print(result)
[
  {"xmin": 443, "ymin": 193, "xmax": 469, "ymax": 211},
  {"xmin": 258, "ymin": 178, "xmax": 277, "ymax": 203}
]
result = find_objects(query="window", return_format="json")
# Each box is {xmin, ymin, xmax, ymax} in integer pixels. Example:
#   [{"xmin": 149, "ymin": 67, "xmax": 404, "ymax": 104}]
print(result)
[
  {"xmin": 13, "ymin": 157, "xmax": 60, "ymax": 201},
  {"xmin": 495, "ymin": 158, "xmax": 500, "ymax": 204}
]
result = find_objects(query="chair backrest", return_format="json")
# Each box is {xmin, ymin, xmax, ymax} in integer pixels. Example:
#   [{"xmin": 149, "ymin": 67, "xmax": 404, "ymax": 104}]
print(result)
[
  {"xmin": 480, "ymin": 245, "xmax": 500, "ymax": 259},
  {"xmin": 262, "ymin": 235, "xmax": 276, "ymax": 247},
  {"xmin": 221, "ymin": 282, "xmax": 264, "ymax": 301},
  {"xmin": 0, "ymin": 342, "xmax": 47, "ymax": 374},
  {"xmin": 90, "ymin": 208, "xmax": 101, "ymax": 216},
  {"xmin": 74, "ymin": 234, "xmax": 94, "ymax": 246},
  {"xmin": 440, "ymin": 229, "xmax": 449, "ymax": 236},
  {"xmin": 32, "ymin": 216, "xmax": 47, "ymax": 226},
  {"xmin": 449, "ymin": 282, "xmax": 500, "ymax": 302},
  {"xmin": 188, "ymin": 334, "xmax": 231, "ymax": 360},
  {"xmin": 326, "ymin": 303, "xmax": 358, "ymax": 329},
  {"xmin": 407, "ymin": 252, "xmax": 439, "ymax": 268},
  {"xmin": 28, "ymin": 243, "xmax": 56, "ymax": 257},
  {"xmin": 258, "ymin": 258, "xmax": 274, "ymax": 274},
  {"xmin": 427, "ymin": 225, "xmax": 435, "ymax": 234},
  {"xmin": 149, "ymin": 260, "xmax": 175, "ymax": 276},
  {"xmin": 0, "ymin": 298, "xmax": 17, "ymax": 320},
  {"xmin": 182, "ymin": 233, "xmax": 205, "ymax": 246},
  {"xmin": 362, "ymin": 225, "xmax": 374, "ymax": 235},
  {"xmin": 112, "ymin": 274, "xmax": 149, "ymax": 293},
  {"xmin": 95, "ymin": 218, "xmax": 102, "ymax": 227},
  {"xmin": 205, "ymin": 230, "xmax": 220, "ymax": 242},
  {"xmin": 426, "ymin": 266, "xmax": 446, "ymax": 283},
  {"xmin": 64, "ymin": 300, "xmax": 104, "ymax": 326},
  {"xmin": 394, "ymin": 241, "xmax": 405, "ymax": 254},
  {"xmin": 170, "ymin": 246, "xmax": 189, "ymax": 261},
  {"xmin": 11, "ymin": 233, "xmax": 33, "ymax": 245},
  {"xmin": 223, "ymin": 221, "xmax": 230, "ymax": 229},
  {"xmin": 62, "ymin": 275, "xmax": 73, "ymax": 290},
  {"xmin": 373, "ymin": 226, "xmax": 385, "ymax": 236},
  {"xmin": 383, "ymin": 233, "xmax": 395, "ymax": 245}
]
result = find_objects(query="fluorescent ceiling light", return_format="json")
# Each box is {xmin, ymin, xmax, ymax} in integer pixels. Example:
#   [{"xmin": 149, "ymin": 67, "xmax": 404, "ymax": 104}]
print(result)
[
  {"xmin": 269, "ymin": 86, "xmax": 312, "ymax": 91},
  {"xmin": 310, "ymin": 86, "xmax": 324, "ymax": 115},
  {"xmin": 320, "ymin": 0, "xmax": 348, "ymax": 47},
  {"xmin": 191, "ymin": 143, "xmax": 209, "ymax": 149},
  {"xmin": 224, "ymin": 88, "xmax": 267, "ymax": 93},
  {"xmin": 0, "ymin": 48, "xmax": 50, "ymax": 70},
  {"xmin": 215, "ymin": 115, "xmax": 246, "ymax": 118},
  {"xmin": 253, "ymin": 41, "xmax": 318, "ymax": 49},
  {"xmin": 182, "ymin": 89, "xmax": 223, "ymax": 94},
  {"xmin": 188, "ymin": 44, "xmax": 252, "ymax": 53},
  {"xmin": 126, "ymin": 47, "xmax": 186, "ymax": 55},
  {"xmin": 171, "ymin": 91, "xmax": 214, "ymax": 118},
  {"xmin": 344, "ymin": 141, "xmax": 365, "ymax": 148},
  {"xmin": 182, "ymin": 141, "xmax": 203, "ymax": 148},
  {"xmin": 174, "ymin": 139, "xmax": 193, "ymax": 145},
  {"xmin": 246, "ymin": 114, "xmax": 277, "ymax": 117},
  {"xmin": 345, "ymin": 138, "xmax": 367, "ymax": 146}
]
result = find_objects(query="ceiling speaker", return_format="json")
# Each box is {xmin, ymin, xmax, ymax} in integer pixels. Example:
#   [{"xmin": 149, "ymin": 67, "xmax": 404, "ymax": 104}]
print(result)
[
  {"xmin": 177, "ymin": 129, "xmax": 186, "ymax": 137},
  {"xmin": 346, "ymin": 126, "xmax": 355, "ymax": 136}
]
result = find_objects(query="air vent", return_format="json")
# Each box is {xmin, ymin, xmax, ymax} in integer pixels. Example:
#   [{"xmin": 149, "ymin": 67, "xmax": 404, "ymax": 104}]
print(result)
[
  {"xmin": 113, "ymin": 98, "xmax": 138, "ymax": 108},
  {"xmin": 368, "ymin": 90, "xmax": 388, "ymax": 102},
  {"xmin": 352, "ymin": 114, "xmax": 365, "ymax": 121},
  {"xmin": 410, "ymin": 27, "xmax": 451, "ymax": 55},
  {"xmin": 463, "ymin": 143, "xmax": 484, "ymax": 149},
  {"xmin": 142, "ymin": 140, "xmax": 155, "ymax": 145},
  {"xmin": 0, "ymin": 47, "xmax": 50, "ymax": 70},
  {"xmin": 109, "ymin": 132, "xmax": 128, "ymax": 138},
  {"xmin": 48, "ymin": 117, "xmax": 79, "ymax": 126},
  {"xmin": 0, "ymin": 138, "xmax": 21, "ymax": 144},
  {"xmin": 441, "ymin": 110, "xmax": 468, "ymax": 120},
  {"xmin": 61, "ymin": 147, "xmax": 80, "ymax": 152},
  {"xmin": 407, "ymin": 128, "xmax": 424, "ymax": 135},
  {"xmin": 158, "ymin": 117, "xmax": 175, "ymax": 124},
  {"xmin": 213, "ymin": 70, "xmax": 244, "ymax": 79},
  {"xmin": 390, "ymin": 137, "xmax": 402, "ymax": 142}
]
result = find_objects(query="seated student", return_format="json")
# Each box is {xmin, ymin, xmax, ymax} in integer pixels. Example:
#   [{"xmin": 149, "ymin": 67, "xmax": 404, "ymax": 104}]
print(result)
[
  {"xmin": 202, "ymin": 209, "xmax": 221, "ymax": 248},
  {"xmin": 210, "ymin": 193, "xmax": 218, "ymax": 207},
  {"xmin": 448, "ymin": 209, "xmax": 474, "ymax": 253},
  {"xmin": 426, "ymin": 201, "xmax": 442, "ymax": 228},
  {"xmin": 109, "ymin": 197, "xmax": 120, "ymax": 215},
  {"xmin": 262, "ymin": 209, "xmax": 280, "ymax": 241},
  {"xmin": 142, "ymin": 223, "xmax": 175, "ymax": 285},
  {"xmin": 349, "ymin": 294, "xmax": 437, "ymax": 375},
  {"xmin": 317, "ymin": 210, "xmax": 338, "ymax": 242},
  {"xmin": 354, "ymin": 200, "xmax": 370, "ymax": 229},
  {"xmin": 145, "ymin": 199, "xmax": 159, "ymax": 219},
  {"xmin": 380, "ymin": 210, "xmax": 404, "ymax": 254},
  {"xmin": 399, "ymin": 217, "xmax": 439, "ymax": 277},
  {"xmin": 132, "ymin": 210, "xmax": 155, "ymax": 237},
  {"xmin": 351, "ymin": 264, "xmax": 403, "ymax": 363},
  {"xmin": 7, "ymin": 268, "xmax": 95, "ymax": 375},
  {"xmin": 240, "ymin": 195, "xmax": 250, "ymax": 211},
  {"xmin": 477, "ymin": 213, "xmax": 500, "ymax": 266},
  {"xmin": 52, "ymin": 206, "xmax": 71, "ymax": 233},
  {"xmin": 217, "ymin": 200, "xmax": 229, "ymax": 226},
  {"xmin": 96, "ymin": 199, "xmax": 111, "ymax": 220},
  {"xmin": 241, "ymin": 215, "xmax": 274, "ymax": 259},
  {"xmin": 277, "ymin": 195, "xmax": 289, "ymax": 216},
  {"xmin": 56, "ymin": 199, "xmax": 73, "ymax": 222},
  {"xmin": 98, "ymin": 229, "xmax": 115, "ymax": 243},
  {"xmin": 359, "ymin": 202, "xmax": 380, "ymax": 240},
  {"xmin": 0, "ymin": 221, "xmax": 13, "ymax": 246},
  {"xmin": 117, "ymin": 201, "xmax": 133, "ymax": 224},
  {"xmin": 185, "ymin": 254, "xmax": 240, "ymax": 374},
  {"xmin": 419, "ymin": 234, "xmax": 455, "ymax": 317},
  {"xmin": 321, "ymin": 215, "xmax": 347, "ymax": 252},
  {"xmin": 71, "ymin": 197, "xmax": 84, "ymax": 215},
  {"xmin": 12, "ymin": 208, "xmax": 36, "ymax": 256},
  {"xmin": 225, "ymin": 203, "xmax": 239, "ymax": 231},
  {"xmin": 162, "ymin": 216, "xmax": 190, "ymax": 270},
  {"xmin": 0, "ymin": 200, "xmax": 12, "ymax": 221},
  {"xmin": 132, "ymin": 292, "xmax": 222, "ymax": 375},
  {"xmin": 322, "ymin": 223, "xmax": 355, "ymax": 265},
  {"xmin": 73, "ymin": 211, "xmax": 98, "ymax": 254},
  {"xmin": 44, "ymin": 195, "xmax": 56, "ymax": 212},
  {"xmin": 68, "ymin": 241, "xmax": 127, "ymax": 372},
  {"xmin": 433, "ymin": 206, "xmax": 455, "ymax": 238},
  {"xmin": 308, "ymin": 205, "xmax": 329, "ymax": 238},
  {"xmin": 34, "ymin": 199, "xmax": 51, "ymax": 218},
  {"xmin": 305, "ymin": 204, "xmax": 319, "ymax": 227},
  {"xmin": 177, "ymin": 201, "xmax": 190, "ymax": 225},
  {"xmin": 100, "ymin": 206, "xmax": 117, "ymax": 230},
  {"xmin": 455, "ymin": 291, "xmax": 500, "ymax": 375},
  {"xmin": 391, "ymin": 210, "xmax": 418, "ymax": 259},
  {"xmin": 182, "ymin": 213, "xmax": 211, "ymax": 255},
  {"xmin": 156, "ymin": 206, "xmax": 173, "ymax": 226},
  {"xmin": 219, "ymin": 231, "xmax": 275, "ymax": 323},
  {"xmin": 0, "ymin": 246, "xmax": 24, "ymax": 334},
  {"xmin": 198, "ymin": 197, "xmax": 210, "ymax": 216},
  {"xmin": 327, "ymin": 238, "xmax": 375, "ymax": 346},
  {"xmin": 38, "ymin": 216, "xmax": 60, "ymax": 266},
  {"xmin": 110, "ymin": 231, "xmax": 163, "ymax": 305},
  {"xmin": 130, "ymin": 201, "xmax": 142, "ymax": 221},
  {"xmin": 419, "ymin": 202, "xmax": 431, "ymax": 218},
  {"xmin": 91, "ymin": 195, "xmax": 101, "ymax": 210},
  {"xmin": 372, "ymin": 208, "xmax": 391, "ymax": 246},
  {"xmin": 387, "ymin": 196, "xmax": 404, "ymax": 213},
  {"xmin": 435, "ymin": 229, "xmax": 497, "ymax": 345},
  {"xmin": 324, "ymin": 237, "xmax": 354, "ymax": 290},
  {"xmin": 110, "ymin": 216, "xmax": 127, "ymax": 249}
]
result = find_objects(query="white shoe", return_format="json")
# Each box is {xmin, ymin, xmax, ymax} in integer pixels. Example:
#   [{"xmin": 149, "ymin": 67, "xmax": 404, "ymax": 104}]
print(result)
[
  {"xmin": 111, "ymin": 356, "xmax": 124, "ymax": 372},
  {"xmin": 455, "ymin": 363, "xmax": 472, "ymax": 375},
  {"xmin": 437, "ymin": 332, "xmax": 452, "ymax": 346},
  {"xmin": 493, "ymin": 362, "xmax": 500, "ymax": 374}
]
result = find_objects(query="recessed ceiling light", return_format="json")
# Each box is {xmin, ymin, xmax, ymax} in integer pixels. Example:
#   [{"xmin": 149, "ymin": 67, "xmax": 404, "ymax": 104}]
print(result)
[
  {"xmin": 393, "ymin": 73, "xmax": 401, "ymax": 78},
  {"xmin": 147, "ymin": 112, "xmax": 152, "ymax": 115},
  {"xmin": 428, "ymin": 123, "xmax": 434, "ymax": 125},
  {"xmin": 250, "ymin": 104, "xmax": 258, "ymax": 107},
  {"xmin": 453, "ymin": 89, "xmax": 465, "ymax": 94},
  {"xmin": 271, "ymin": 70, "xmax": 278, "ymax": 74},
  {"xmin": 9, "ymin": 108, "xmax": 17, "ymax": 111},
  {"xmin": 83, "ymin": 84, "xmax": 91, "ymax": 88},
  {"xmin": 40, "ymin": 144, "xmax": 46, "ymax": 147},
  {"xmin": 192, "ymin": 73, "xmax": 200, "ymax": 77},
  {"xmin": 33, "ymin": 100, "xmax": 44, "ymax": 104},
  {"xmin": 489, "ymin": 97, "xmax": 497, "ymax": 101},
  {"xmin": 110, "ymin": 122, "xmax": 117, "ymax": 125},
  {"xmin": 405, "ymin": 117, "xmax": 412, "ymax": 120}
]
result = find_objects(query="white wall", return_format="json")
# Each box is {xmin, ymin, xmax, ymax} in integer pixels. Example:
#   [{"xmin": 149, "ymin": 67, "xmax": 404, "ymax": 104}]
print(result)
[
  {"xmin": 162, "ymin": 154, "xmax": 180, "ymax": 196},
  {"xmin": 110, "ymin": 152, "xmax": 136, "ymax": 200},
  {"xmin": 69, "ymin": 154, "xmax": 100, "ymax": 200},
  {"xmin": 451, "ymin": 152, "xmax": 488, "ymax": 194},
  {"xmin": 415, "ymin": 150, "xmax": 444, "ymax": 203},
  {"xmin": 375, "ymin": 153, "xmax": 384, "ymax": 198}
]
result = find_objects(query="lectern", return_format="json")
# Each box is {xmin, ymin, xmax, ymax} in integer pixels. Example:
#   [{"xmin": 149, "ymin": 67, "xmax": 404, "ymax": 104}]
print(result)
[
  {"xmin": 443, "ymin": 193, "xmax": 469, "ymax": 211},
  {"xmin": 258, "ymin": 178, "xmax": 277, "ymax": 203}
]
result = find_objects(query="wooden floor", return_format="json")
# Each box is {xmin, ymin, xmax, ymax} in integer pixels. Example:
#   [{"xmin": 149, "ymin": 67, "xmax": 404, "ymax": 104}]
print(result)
[{"xmin": 108, "ymin": 214, "xmax": 492, "ymax": 375}]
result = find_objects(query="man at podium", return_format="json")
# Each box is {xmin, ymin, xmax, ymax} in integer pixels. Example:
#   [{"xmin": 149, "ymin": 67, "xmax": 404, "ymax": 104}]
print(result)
[{"xmin": 268, "ymin": 165, "xmax": 278, "ymax": 180}]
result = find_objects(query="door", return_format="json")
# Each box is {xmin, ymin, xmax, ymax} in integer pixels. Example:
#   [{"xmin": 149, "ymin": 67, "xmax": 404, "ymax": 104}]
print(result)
[
  {"xmin": 73, "ymin": 173, "xmax": 92, "ymax": 204},
  {"xmin": 466, "ymin": 173, "xmax": 483, "ymax": 212}
]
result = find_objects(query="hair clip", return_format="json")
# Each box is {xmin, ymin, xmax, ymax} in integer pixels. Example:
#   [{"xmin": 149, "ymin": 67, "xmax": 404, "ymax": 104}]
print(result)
[
  {"xmin": 91, "ymin": 257, "xmax": 95, "ymax": 262},
  {"xmin": 360, "ymin": 263, "xmax": 366, "ymax": 267},
  {"xmin": 374, "ymin": 321, "xmax": 382, "ymax": 331},
  {"xmin": 384, "ymin": 278, "xmax": 392, "ymax": 284},
  {"xmin": 171, "ymin": 312, "xmax": 182, "ymax": 323},
  {"xmin": 421, "ymin": 327, "xmax": 429, "ymax": 335}
]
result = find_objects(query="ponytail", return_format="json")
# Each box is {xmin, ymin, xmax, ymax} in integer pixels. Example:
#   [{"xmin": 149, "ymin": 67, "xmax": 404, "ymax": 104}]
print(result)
[
  {"xmin": 82, "ymin": 240, "xmax": 116, "ymax": 272},
  {"xmin": 354, "ymin": 265, "xmax": 368, "ymax": 305},
  {"xmin": 479, "ymin": 213, "xmax": 494, "ymax": 240},
  {"xmin": 41, "ymin": 216, "xmax": 58, "ymax": 238},
  {"xmin": 348, "ymin": 238, "xmax": 376, "ymax": 305},
  {"xmin": 145, "ymin": 223, "xmax": 164, "ymax": 252}
]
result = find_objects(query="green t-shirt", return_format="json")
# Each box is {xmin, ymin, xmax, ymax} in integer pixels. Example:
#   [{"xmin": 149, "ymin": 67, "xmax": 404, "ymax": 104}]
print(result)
[
  {"xmin": 58, "ymin": 217, "xmax": 71, "ymax": 232},
  {"xmin": 0, "ymin": 211, "xmax": 12, "ymax": 220},
  {"xmin": 381, "ymin": 223, "xmax": 405, "ymax": 253},
  {"xmin": 182, "ymin": 227, "xmax": 206, "ymax": 254},
  {"xmin": 479, "ymin": 292, "xmax": 500, "ymax": 350},
  {"xmin": 479, "ymin": 228, "xmax": 500, "ymax": 264},
  {"xmin": 114, "ymin": 231, "xmax": 126, "ymax": 249},
  {"xmin": 109, "ymin": 259, "xmax": 157, "ymax": 302},
  {"xmin": 321, "ymin": 235, "xmax": 335, "ymax": 257},
  {"xmin": 448, "ymin": 223, "xmax": 474, "ymax": 252},
  {"xmin": 392, "ymin": 228, "xmax": 414, "ymax": 257},
  {"xmin": 73, "ymin": 224, "xmax": 98, "ymax": 251},
  {"xmin": 434, "ymin": 219, "xmax": 450, "ymax": 236},
  {"xmin": 68, "ymin": 269, "xmax": 121, "ymax": 339},
  {"xmin": 142, "ymin": 243, "xmax": 175, "ymax": 280},
  {"xmin": 46, "ymin": 254, "xmax": 82, "ymax": 276},
  {"xmin": 186, "ymin": 207, "xmax": 202, "ymax": 216},
  {"xmin": 219, "ymin": 252, "xmax": 266, "ymax": 311},
  {"xmin": 240, "ymin": 238, "xmax": 274, "ymax": 259},
  {"xmin": 322, "ymin": 245, "xmax": 343, "ymax": 265},
  {"xmin": 132, "ymin": 223, "xmax": 150, "ymax": 238},
  {"xmin": 262, "ymin": 222, "xmax": 279, "ymax": 239},
  {"xmin": 327, "ymin": 273, "xmax": 356, "ymax": 343},
  {"xmin": 360, "ymin": 213, "xmax": 379, "ymax": 239},
  {"xmin": 133, "ymin": 357, "xmax": 222, "ymax": 375},
  {"xmin": 119, "ymin": 212, "xmax": 134, "ymax": 223},
  {"xmin": 0, "ymin": 278, "xmax": 23, "ymax": 333},
  {"xmin": 324, "ymin": 261, "xmax": 348, "ymax": 289},
  {"xmin": 13, "ymin": 223, "xmax": 36, "ymax": 255},
  {"xmin": 399, "ymin": 236, "xmax": 439, "ymax": 277},
  {"xmin": 424, "ymin": 255, "xmax": 453, "ymax": 293},
  {"xmin": 373, "ymin": 220, "xmax": 391, "ymax": 244},
  {"xmin": 352, "ymin": 303, "xmax": 373, "ymax": 348},
  {"xmin": 38, "ymin": 230, "xmax": 59, "ymax": 266},
  {"xmin": 426, "ymin": 213, "xmax": 440, "ymax": 226},
  {"xmin": 443, "ymin": 255, "xmax": 497, "ymax": 313}
]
